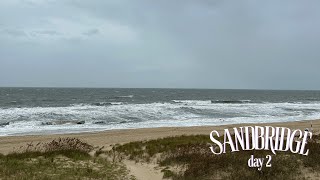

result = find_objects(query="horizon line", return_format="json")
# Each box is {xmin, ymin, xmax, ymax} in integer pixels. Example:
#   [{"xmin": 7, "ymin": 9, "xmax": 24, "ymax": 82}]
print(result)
[{"xmin": 0, "ymin": 86, "xmax": 319, "ymax": 91}]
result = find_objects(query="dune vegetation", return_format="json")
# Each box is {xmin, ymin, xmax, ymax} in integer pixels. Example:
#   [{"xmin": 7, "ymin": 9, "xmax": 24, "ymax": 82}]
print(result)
[
  {"xmin": 0, "ymin": 138, "xmax": 133, "ymax": 180},
  {"xmin": 1, "ymin": 134, "xmax": 320, "ymax": 179},
  {"xmin": 112, "ymin": 134, "xmax": 320, "ymax": 179}
]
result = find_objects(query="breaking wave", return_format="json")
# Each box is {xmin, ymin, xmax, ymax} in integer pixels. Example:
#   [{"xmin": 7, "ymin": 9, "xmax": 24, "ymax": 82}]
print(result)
[
  {"xmin": 211, "ymin": 100, "xmax": 252, "ymax": 104},
  {"xmin": 0, "ymin": 100, "xmax": 320, "ymax": 136}
]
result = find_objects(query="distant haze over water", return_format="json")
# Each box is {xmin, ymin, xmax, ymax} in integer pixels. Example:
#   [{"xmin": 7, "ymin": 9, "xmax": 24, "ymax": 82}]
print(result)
[{"xmin": 0, "ymin": 88, "xmax": 320, "ymax": 136}]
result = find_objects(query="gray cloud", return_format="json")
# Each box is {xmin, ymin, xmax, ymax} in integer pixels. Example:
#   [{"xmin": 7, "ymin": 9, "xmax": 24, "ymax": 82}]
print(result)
[
  {"xmin": 83, "ymin": 28, "xmax": 100, "ymax": 36},
  {"xmin": 2, "ymin": 29, "xmax": 27, "ymax": 37},
  {"xmin": 0, "ymin": 0, "xmax": 320, "ymax": 89},
  {"xmin": 31, "ymin": 30, "xmax": 62, "ymax": 36}
]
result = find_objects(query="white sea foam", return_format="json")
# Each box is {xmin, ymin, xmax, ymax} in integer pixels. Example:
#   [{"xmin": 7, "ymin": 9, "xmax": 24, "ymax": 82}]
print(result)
[{"xmin": 1, "ymin": 101, "xmax": 320, "ymax": 136}]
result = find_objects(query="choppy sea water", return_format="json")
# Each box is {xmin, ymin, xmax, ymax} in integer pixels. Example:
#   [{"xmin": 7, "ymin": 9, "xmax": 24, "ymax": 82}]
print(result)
[{"xmin": 0, "ymin": 88, "xmax": 320, "ymax": 136}]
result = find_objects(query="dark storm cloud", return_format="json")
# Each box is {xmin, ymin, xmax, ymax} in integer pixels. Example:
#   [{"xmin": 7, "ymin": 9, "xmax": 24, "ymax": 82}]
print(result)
[{"xmin": 0, "ymin": 0, "xmax": 320, "ymax": 89}]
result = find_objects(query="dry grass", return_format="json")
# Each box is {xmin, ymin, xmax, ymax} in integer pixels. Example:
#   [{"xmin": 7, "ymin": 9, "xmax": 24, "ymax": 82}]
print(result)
[
  {"xmin": 0, "ymin": 138, "xmax": 133, "ymax": 180},
  {"xmin": 113, "ymin": 134, "xmax": 320, "ymax": 180},
  {"xmin": 2, "ymin": 135, "xmax": 320, "ymax": 179}
]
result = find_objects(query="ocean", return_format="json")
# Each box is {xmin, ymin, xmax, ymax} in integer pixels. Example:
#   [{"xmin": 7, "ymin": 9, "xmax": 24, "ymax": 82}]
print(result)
[{"xmin": 0, "ymin": 88, "xmax": 320, "ymax": 136}]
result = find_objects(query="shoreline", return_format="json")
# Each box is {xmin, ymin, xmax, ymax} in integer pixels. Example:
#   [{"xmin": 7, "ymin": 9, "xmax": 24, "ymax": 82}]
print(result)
[{"xmin": 0, "ymin": 119, "xmax": 319, "ymax": 154}]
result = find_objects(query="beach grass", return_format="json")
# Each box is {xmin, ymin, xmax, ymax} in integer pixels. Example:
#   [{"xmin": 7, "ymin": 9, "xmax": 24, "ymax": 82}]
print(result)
[
  {"xmin": 0, "ymin": 138, "xmax": 133, "ymax": 180},
  {"xmin": 113, "ymin": 134, "xmax": 320, "ymax": 180},
  {"xmin": 1, "ymin": 134, "xmax": 320, "ymax": 179}
]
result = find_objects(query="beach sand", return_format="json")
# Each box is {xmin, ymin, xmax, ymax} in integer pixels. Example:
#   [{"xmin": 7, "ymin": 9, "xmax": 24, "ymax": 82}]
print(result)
[{"xmin": 1, "ymin": 119, "xmax": 319, "ymax": 155}]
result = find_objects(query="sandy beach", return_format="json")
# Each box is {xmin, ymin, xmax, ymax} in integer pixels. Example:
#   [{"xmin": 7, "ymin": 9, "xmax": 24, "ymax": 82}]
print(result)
[{"xmin": 1, "ymin": 119, "xmax": 319, "ymax": 155}]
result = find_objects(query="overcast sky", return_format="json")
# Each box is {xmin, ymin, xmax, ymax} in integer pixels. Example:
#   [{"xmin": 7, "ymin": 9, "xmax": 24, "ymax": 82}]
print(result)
[{"xmin": 1, "ymin": 0, "xmax": 320, "ymax": 90}]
